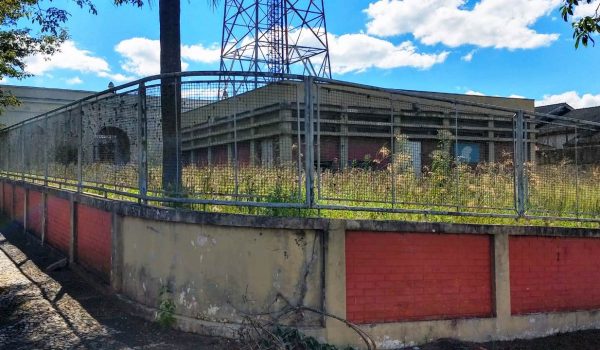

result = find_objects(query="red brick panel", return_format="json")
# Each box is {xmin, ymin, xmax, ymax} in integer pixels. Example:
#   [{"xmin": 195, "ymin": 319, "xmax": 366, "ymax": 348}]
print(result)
[
  {"xmin": 76, "ymin": 204, "xmax": 112, "ymax": 281},
  {"xmin": 510, "ymin": 236, "xmax": 600, "ymax": 315},
  {"xmin": 14, "ymin": 186, "xmax": 26, "ymax": 224},
  {"xmin": 3, "ymin": 183, "xmax": 13, "ymax": 218},
  {"xmin": 27, "ymin": 191, "xmax": 44, "ymax": 238},
  {"xmin": 46, "ymin": 196, "xmax": 71, "ymax": 255},
  {"xmin": 346, "ymin": 232, "xmax": 493, "ymax": 324}
]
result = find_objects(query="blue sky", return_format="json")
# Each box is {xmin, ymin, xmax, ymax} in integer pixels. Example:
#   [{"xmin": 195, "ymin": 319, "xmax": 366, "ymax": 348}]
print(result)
[{"xmin": 4, "ymin": 0, "xmax": 600, "ymax": 107}]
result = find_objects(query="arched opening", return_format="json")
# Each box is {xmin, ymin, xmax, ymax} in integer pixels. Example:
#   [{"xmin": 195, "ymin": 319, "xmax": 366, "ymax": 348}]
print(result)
[{"xmin": 94, "ymin": 127, "xmax": 130, "ymax": 165}]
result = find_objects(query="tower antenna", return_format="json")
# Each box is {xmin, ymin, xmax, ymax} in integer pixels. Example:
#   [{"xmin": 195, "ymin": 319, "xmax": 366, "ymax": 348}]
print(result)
[{"xmin": 220, "ymin": 0, "xmax": 331, "ymax": 90}]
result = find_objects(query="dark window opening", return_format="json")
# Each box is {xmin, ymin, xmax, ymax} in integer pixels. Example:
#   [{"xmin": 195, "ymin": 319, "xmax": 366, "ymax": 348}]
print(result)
[{"xmin": 94, "ymin": 127, "xmax": 130, "ymax": 165}]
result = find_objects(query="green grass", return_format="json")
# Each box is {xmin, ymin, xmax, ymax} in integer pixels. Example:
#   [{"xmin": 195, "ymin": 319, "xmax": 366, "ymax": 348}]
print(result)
[{"xmin": 3, "ymin": 147, "xmax": 599, "ymax": 229}]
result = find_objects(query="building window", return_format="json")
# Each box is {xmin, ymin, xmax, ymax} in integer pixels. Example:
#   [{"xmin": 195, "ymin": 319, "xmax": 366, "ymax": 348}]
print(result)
[{"xmin": 456, "ymin": 142, "xmax": 480, "ymax": 164}]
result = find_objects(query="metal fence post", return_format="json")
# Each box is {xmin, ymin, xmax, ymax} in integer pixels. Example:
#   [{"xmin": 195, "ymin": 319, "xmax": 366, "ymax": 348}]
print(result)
[
  {"xmin": 233, "ymin": 84, "xmax": 239, "ymax": 198},
  {"xmin": 77, "ymin": 103, "xmax": 83, "ymax": 192},
  {"xmin": 304, "ymin": 76, "xmax": 315, "ymax": 208},
  {"xmin": 44, "ymin": 116, "xmax": 49, "ymax": 186},
  {"xmin": 137, "ymin": 83, "xmax": 148, "ymax": 203},
  {"xmin": 390, "ymin": 96, "xmax": 396, "ymax": 207},
  {"xmin": 454, "ymin": 103, "xmax": 460, "ymax": 210},
  {"xmin": 574, "ymin": 126, "xmax": 580, "ymax": 217},
  {"xmin": 514, "ymin": 110, "xmax": 526, "ymax": 216},
  {"xmin": 20, "ymin": 126, "xmax": 25, "ymax": 182},
  {"xmin": 316, "ymin": 84, "xmax": 321, "ymax": 202}
]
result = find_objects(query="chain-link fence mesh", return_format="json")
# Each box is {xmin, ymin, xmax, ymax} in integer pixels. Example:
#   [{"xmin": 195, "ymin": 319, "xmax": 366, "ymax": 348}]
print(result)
[
  {"xmin": 315, "ymin": 83, "xmax": 519, "ymax": 214},
  {"xmin": 526, "ymin": 113, "xmax": 600, "ymax": 218},
  {"xmin": 0, "ymin": 72, "xmax": 599, "ymax": 221}
]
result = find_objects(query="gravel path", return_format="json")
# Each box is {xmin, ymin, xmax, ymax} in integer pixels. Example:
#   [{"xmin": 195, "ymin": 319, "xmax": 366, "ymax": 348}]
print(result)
[{"xmin": 0, "ymin": 223, "xmax": 237, "ymax": 350}]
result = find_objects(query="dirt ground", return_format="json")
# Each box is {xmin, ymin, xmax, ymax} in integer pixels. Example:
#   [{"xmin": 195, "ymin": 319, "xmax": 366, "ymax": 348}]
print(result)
[
  {"xmin": 0, "ymin": 220, "xmax": 238, "ymax": 350},
  {"xmin": 3, "ymin": 216, "xmax": 600, "ymax": 350}
]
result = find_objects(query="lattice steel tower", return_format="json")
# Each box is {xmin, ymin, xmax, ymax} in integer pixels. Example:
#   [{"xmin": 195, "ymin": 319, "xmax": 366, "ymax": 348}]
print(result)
[{"xmin": 220, "ymin": 0, "xmax": 332, "ymax": 82}]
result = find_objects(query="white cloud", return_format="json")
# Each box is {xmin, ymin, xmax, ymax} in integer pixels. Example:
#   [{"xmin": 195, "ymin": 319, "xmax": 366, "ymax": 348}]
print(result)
[
  {"xmin": 115, "ymin": 37, "xmax": 220, "ymax": 77},
  {"xmin": 466, "ymin": 90, "xmax": 485, "ymax": 96},
  {"xmin": 537, "ymin": 91, "xmax": 600, "ymax": 108},
  {"xmin": 573, "ymin": 0, "xmax": 600, "ymax": 18},
  {"xmin": 24, "ymin": 40, "xmax": 134, "ymax": 83},
  {"xmin": 329, "ymin": 33, "xmax": 449, "ymax": 74},
  {"xmin": 364, "ymin": 0, "xmax": 561, "ymax": 49},
  {"xmin": 461, "ymin": 50, "xmax": 476, "ymax": 62},
  {"xmin": 182, "ymin": 43, "xmax": 221, "ymax": 64},
  {"xmin": 26, "ymin": 41, "xmax": 110, "ymax": 75},
  {"xmin": 66, "ymin": 76, "xmax": 83, "ymax": 85},
  {"xmin": 466, "ymin": 90, "xmax": 527, "ymax": 99},
  {"xmin": 115, "ymin": 38, "xmax": 162, "ymax": 76}
]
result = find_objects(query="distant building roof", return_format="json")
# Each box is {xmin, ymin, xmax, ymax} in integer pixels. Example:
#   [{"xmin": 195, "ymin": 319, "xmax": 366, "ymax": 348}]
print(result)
[
  {"xmin": 536, "ymin": 103, "xmax": 600, "ymax": 147},
  {"xmin": 563, "ymin": 106, "xmax": 600, "ymax": 123},
  {"xmin": 535, "ymin": 103, "xmax": 574, "ymax": 116},
  {"xmin": 0, "ymin": 84, "xmax": 95, "ymax": 127},
  {"xmin": 536, "ymin": 103, "xmax": 600, "ymax": 130}
]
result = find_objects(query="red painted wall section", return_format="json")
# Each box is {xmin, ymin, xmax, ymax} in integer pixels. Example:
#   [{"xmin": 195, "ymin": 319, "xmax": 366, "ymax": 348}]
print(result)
[
  {"xmin": 46, "ymin": 196, "xmax": 71, "ymax": 255},
  {"xmin": 346, "ymin": 231, "xmax": 493, "ymax": 324},
  {"xmin": 510, "ymin": 236, "xmax": 600, "ymax": 315},
  {"xmin": 348, "ymin": 137, "xmax": 386, "ymax": 163},
  {"xmin": 27, "ymin": 191, "xmax": 44, "ymax": 238},
  {"xmin": 3, "ymin": 183, "xmax": 13, "ymax": 218},
  {"xmin": 320, "ymin": 136, "xmax": 340, "ymax": 163},
  {"xmin": 213, "ymin": 145, "xmax": 229, "ymax": 165},
  {"xmin": 237, "ymin": 142, "xmax": 251, "ymax": 166},
  {"xmin": 14, "ymin": 186, "xmax": 26, "ymax": 223},
  {"xmin": 76, "ymin": 204, "xmax": 112, "ymax": 281}
]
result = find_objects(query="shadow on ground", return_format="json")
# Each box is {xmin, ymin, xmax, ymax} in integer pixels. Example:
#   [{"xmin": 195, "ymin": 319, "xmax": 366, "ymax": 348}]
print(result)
[
  {"xmin": 3, "ymin": 215, "xmax": 600, "ymax": 350},
  {"xmin": 0, "ymin": 216, "xmax": 238, "ymax": 350}
]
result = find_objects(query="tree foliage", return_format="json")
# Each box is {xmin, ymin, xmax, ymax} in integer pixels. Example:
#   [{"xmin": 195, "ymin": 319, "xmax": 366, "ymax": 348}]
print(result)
[
  {"xmin": 561, "ymin": 0, "xmax": 600, "ymax": 48},
  {"xmin": 0, "ymin": 1, "xmax": 99, "ymax": 111},
  {"xmin": 0, "ymin": 0, "xmax": 147, "ymax": 115}
]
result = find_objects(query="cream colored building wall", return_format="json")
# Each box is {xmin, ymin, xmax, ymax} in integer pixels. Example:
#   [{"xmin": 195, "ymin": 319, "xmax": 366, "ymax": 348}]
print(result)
[{"xmin": 0, "ymin": 85, "xmax": 94, "ymax": 127}]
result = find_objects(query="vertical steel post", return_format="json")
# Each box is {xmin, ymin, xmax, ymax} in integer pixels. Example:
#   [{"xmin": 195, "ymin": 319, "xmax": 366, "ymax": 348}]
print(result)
[
  {"xmin": 514, "ymin": 110, "xmax": 526, "ymax": 216},
  {"xmin": 454, "ymin": 103, "xmax": 460, "ymax": 210},
  {"xmin": 574, "ymin": 126, "xmax": 580, "ymax": 217},
  {"xmin": 174, "ymin": 81, "xmax": 181, "ymax": 195},
  {"xmin": 316, "ymin": 84, "xmax": 321, "ymax": 202},
  {"xmin": 390, "ymin": 96, "xmax": 396, "ymax": 207},
  {"xmin": 137, "ymin": 83, "xmax": 148, "ymax": 203},
  {"xmin": 77, "ymin": 103, "xmax": 83, "ymax": 192},
  {"xmin": 296, "ymin": 84, "xmax": 303, "ymax": 201},
  {"xmin": 304, "ymin": 76, "xmax": 315, "ymax": 208},
  {"xmin": 20, "ymin": 126, "xmax": 25, "ymax": 182},
  {"xmin": 44, "ymin": 116, "xmax": 49, "ymax": 186},
  {"xmin": 233, "ymin": 84, "xmax": 239, "ymax": 198}
]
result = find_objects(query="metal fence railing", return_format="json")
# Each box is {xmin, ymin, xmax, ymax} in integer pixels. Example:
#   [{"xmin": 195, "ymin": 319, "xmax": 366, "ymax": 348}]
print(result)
[{"xmin": 1, "ymin": 71, "xmax": 599, "ymax": 222}]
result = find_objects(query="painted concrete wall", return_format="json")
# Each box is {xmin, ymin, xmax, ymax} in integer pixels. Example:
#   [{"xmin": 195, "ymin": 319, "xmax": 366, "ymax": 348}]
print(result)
[
  {"xmin": 120, "ymin": 217, "xmax": 324, "ymax": 328},
  {"xmin": 3, "ymin": 179, "xmax": 600, "ymax": 349}
]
